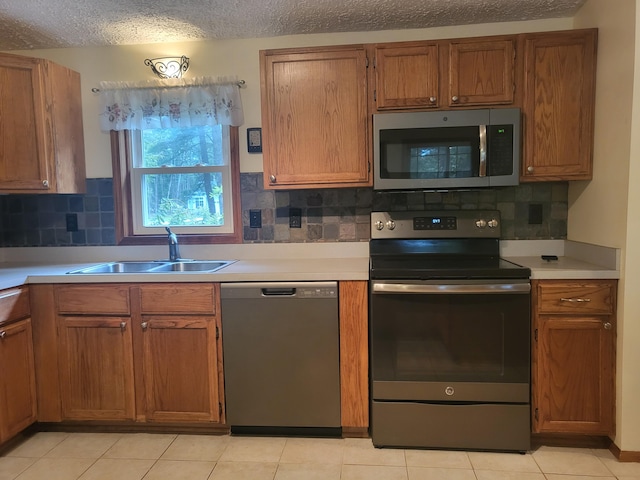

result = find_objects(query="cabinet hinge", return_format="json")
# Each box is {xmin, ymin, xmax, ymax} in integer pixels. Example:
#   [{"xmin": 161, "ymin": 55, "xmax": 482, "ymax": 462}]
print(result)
[
  {"xmin": 534, "ymin": 408, "xmax": 539, "ymax": 421},
  {"xmin": 219, "ymin": 402, "xmax": 223, "ymax": 416},
  {"xmin": 365, "ymin": 56, "xmax": 369, "ymax": 68},
  {"xmin": 368, "ymin": 161, "xmax": 371, "ymax": 173},
  {"xmin": 216, "ymin": 325, "xmax": 220, "ymax": 340},
  {"xmin": 534, "ymin": 328, "xmax": 538, "ymax": 342},
  {"xmin": 373, "ymin": 90, "xmax": 377, "ymax": 102}
]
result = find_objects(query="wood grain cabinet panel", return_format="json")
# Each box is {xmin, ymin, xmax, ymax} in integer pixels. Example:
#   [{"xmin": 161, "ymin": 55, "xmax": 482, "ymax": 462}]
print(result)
[
  {"xmin": 532, "ymin": 279, "xmax": 616, "ymax": 435},
  {"xmin": 260, "ymin": 45, "xmax": 370, "ymax": 189},
  {"xmin": 522, "ymin": 29, "xmax": 597, "ymax": 181},
  {"xmin": 0, "ymin": 52, "xmax": 85, "ymax": 193},
  {"xmin": 57, "ymin": 316, "xmax": 135, "ymax": 421},
  {"xmin": 55, "ymin": 285, "xmax": 130, "ymax": 315},
  {"xmin": 0, "ymin": 318, "xmax": 37, "ymax": 442}
]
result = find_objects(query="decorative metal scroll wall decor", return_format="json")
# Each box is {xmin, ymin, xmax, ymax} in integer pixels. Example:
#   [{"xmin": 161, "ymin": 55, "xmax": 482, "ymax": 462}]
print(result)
[{"xmin": 144, "ymin": 56, "xmax": 190, "ymax": 79}]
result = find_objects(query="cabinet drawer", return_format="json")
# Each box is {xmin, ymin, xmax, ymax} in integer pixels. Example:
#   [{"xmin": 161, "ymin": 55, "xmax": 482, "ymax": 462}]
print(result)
[
  {"xmin": 138, "ymin": 284, "xmax": 217, "ymax": 315},
  {"xmin": 536, "ymin": 282, "xmax": 615, "ymax": 315},
  {"xmin": 0, "ymin": 287, "xmax": 30, "ymax": 326},
  {"xmin": 55, "ymin": 285, "xmax": 130, "ymax": 315}
]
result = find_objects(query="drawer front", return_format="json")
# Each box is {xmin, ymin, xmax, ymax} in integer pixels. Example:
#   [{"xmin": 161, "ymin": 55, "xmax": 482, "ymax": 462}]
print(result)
[
  {"xmin": 0, "ymin": 287, "xmax": 30, "ymax": 325},
  {"xmin": 55, "ymin": 285, "xmax": 130, "ymax": 315},
  {"xmin": 537, "ymin": 282, "xmax": 615, "ymax": 315},
  {"xmin": 138, "ymin": 284, "xmax": 216, "ymax": 315}
]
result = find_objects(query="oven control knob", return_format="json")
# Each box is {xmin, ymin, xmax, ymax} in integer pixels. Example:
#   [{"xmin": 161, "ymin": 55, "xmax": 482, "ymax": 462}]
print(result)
[
  {"xmin": 475, "ymin": 219, "xmax": 487, "ymax": 229},
  {"xmin": 445, "ymin": 386, "xmax": 455, "ymax": 396},
  {"xmin": 386, "ymin": 220, "xmax": 396, "ymax": 230},
  {"xmin": 374, "ymin": 220, "xmax": 384, "ymax": 231},
  {"xmin": 488, "ymin": 218, "xmax": 499, "ymax": 228}
]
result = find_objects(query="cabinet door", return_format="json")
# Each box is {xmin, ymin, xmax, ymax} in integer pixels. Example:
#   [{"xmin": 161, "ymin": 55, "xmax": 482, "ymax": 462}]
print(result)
[
  {"xmin": 57, "ymin": 316, "xmax": 135, "ymax": 420},
  {"xmin": 0, "ymin": 318, "xmax": 37, "ymax": 442},
  {"xmin": 535, "ymin": 315, "xmax": 614, "ymax": 434},
  {"xmin": 522, "ymin": 29, "xmax": 597, "ymax": 180},
  {"xmin": 0, "ymin": 56, "xmax": 51, "ymax": 191},
  {"xmin": 261, "ymin": 46, "xmax": 370, "ymax": 188},
  {"xmin": 447, "ymin": 38, "xmax": 515, "ymax": 106},
  {"xmin": 141, "ymin": 316, "xmax": 219, "ymax": 423},
  {"xmin": 373, "ymin": 43, "xmax": 439, "ymax": 110}
]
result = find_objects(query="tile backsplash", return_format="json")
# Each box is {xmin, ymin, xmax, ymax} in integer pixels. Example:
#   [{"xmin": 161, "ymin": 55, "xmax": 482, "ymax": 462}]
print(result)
[{"xmin": 0, "ymin": 174, "xmax": 567, "ymax": 247}]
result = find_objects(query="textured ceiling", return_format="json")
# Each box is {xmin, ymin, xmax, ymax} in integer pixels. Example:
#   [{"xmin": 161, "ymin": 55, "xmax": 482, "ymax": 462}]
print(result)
[{"xmin": 0, "ymin": 0, "xmax": 587, "ymax": 51}]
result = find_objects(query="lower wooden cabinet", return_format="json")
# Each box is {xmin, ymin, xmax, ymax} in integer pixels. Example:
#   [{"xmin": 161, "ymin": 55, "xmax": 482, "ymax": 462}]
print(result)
[
  {"xmin": 532, "ymin": 279, "xmax": 617, "ymax": 435},
  {"xmin": 47, "ymin": 283, "xmax": 223, "ymax": 425},
  {"xmin": 0, "ymin": 287, "xmax": 37, "ymax": 443}
]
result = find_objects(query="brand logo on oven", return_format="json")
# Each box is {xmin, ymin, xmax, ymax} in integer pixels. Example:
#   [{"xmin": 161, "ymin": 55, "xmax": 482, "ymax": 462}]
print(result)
[{"xmin": 445, "ymin": 386, "xmax": 455, "ymax": 396}]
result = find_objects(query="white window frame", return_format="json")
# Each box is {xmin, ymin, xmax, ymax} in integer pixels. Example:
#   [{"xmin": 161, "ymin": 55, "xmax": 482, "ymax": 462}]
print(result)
[{"xmin": 129, "ymin": 125, "xmax": 235, "ymax": 235}]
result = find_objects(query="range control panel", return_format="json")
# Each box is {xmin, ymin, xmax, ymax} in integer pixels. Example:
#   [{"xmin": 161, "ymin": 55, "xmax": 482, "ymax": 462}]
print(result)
[{"xmin": 371, "ymin": 210, "xmax": 501, "ymax": 239}]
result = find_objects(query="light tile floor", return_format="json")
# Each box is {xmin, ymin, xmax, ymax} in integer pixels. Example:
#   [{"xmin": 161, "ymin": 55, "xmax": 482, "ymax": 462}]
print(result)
[{"xmin": 1, "ymin": 432, "xmax": 639, "ymax": 480}]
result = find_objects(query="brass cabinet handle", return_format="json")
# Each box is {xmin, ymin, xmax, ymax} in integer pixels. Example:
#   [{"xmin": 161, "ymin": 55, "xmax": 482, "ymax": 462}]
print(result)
[{"xmin": 560, "ymin": 297, "xmax": 591, "ymax": 303}]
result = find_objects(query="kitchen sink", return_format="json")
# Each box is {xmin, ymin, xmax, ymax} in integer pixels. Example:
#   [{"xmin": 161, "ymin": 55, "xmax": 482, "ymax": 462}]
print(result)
[{"xmin": 67, "ymin": 260, "xmax": 234, "ymax": 274}]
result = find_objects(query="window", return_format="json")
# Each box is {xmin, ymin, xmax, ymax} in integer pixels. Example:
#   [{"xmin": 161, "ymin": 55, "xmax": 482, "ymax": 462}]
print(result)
[{"xmin": 111, "ymin": 126, "xmax": 241, "ymax": 245}]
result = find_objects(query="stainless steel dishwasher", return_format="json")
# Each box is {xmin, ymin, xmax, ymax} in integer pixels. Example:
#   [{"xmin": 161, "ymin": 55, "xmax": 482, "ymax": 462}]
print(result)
[{"xmin": 220, "ymin": 282, "xmax": 341, "ymax": 435}]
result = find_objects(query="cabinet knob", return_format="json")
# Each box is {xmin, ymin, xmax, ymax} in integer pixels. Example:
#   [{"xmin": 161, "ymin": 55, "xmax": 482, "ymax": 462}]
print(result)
[
  {"xmin": 120, "ymin": 322, "xmax": 127, "ymax": 332},
  {"xmin": 429, "ymin": 96, "xmax": 437, "ymax": 104},
  {"xmin": 42, "ymin": 179, "xmax": 49, "ymax": 187},
  {"xmin": 141, "ymin": 322, "xmax": 148, "ymax": 331},
  {"xmin": 451, "ymin": 95, "xmax": 459, "ymax": 103},
  {"xmin": 0, "ymin": 331, "xmax": 5, "ymax": 339},
  {"xmin": 527, "ymin": 166, "xmax": 534, "ymax": 173},
  {"xmin": 603, "ymin": 321, "xmax": 612, "ymax": 330},
  {"xmin": 269, "ymin": 174, "xmax": 276, "ymax": 183}
]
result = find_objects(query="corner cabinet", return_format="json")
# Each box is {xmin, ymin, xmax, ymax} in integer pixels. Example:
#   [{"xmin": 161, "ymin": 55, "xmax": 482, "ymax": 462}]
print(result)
[
  {"xmin": 0, "ymin": 287, "xmax": 37, "ymax": 443},
  {"xmin": 370, "ymin": 35, "xmax": 516, "ymax": 111},
  {"xmin": 260, "ymin": 45, "xmax": 371, "ymax": 189},
  {"xmin": 0, "ymin": 52, "xmax": 86, "ymax": 193},
  {"xmin": 521, "ymin": 29, "xmax": 597, "ymax": 181},
  {"xmin": 532, "ymin": 279, "xmax": 616, "ymax": 435}
]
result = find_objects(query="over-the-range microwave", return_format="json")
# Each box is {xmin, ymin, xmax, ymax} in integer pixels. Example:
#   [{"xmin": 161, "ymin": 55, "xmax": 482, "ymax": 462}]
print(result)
[{"xmin": 373, "ymin": 108, "xmax": 521, "ymax": 191}]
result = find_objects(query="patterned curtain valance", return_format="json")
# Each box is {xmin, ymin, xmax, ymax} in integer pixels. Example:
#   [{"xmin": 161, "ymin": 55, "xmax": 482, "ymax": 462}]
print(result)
[{"xmin": 98, "ymin": 76, "xmax": 244, "ymax": 131}]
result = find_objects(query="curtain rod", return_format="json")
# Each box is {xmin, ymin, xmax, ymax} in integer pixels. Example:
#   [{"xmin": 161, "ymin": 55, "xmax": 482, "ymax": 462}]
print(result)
[{"xmin": 91, "ymin": 79, "xmax": 246, "ymax": 93}]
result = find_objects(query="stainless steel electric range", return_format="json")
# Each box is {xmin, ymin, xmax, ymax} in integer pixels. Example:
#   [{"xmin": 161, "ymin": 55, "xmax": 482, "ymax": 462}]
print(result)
[{"xmin": 369, "ymin": 210, "xmax": 532, "ymax": 452}]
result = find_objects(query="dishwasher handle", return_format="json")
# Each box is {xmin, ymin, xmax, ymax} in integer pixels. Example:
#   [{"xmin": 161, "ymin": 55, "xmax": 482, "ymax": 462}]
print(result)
[{"xmin": 261, "ymin": 287, "xmax": 296, "ymax": 296}]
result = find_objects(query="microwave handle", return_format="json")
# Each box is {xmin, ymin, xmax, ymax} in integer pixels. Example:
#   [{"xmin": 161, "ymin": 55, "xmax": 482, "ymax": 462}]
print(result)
[{"xmin": 479, "ymin": 125, "xmax": 487, "ymax": 177}]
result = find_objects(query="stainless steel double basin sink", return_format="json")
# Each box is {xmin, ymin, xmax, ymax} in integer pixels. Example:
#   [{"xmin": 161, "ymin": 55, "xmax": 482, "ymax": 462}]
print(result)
[{"xmin": 67, "ymin": 260, "xmax": 234, "ymax": 275}]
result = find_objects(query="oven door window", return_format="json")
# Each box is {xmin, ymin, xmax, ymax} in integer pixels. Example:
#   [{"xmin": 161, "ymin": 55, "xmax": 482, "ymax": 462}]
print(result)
[
  {"xmin": 379, "ymin": 126, "xmax": 480, "ymax": 180},
  {"xmin": 370, "ymin": 290, "xmax": 530, "ymax": 384}
]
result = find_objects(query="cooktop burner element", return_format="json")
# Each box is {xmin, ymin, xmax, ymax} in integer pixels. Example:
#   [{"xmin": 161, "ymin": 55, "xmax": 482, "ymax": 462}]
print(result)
[{"xmin": 370, "ymin": 210, "xmax": 530, "ymax": 280}]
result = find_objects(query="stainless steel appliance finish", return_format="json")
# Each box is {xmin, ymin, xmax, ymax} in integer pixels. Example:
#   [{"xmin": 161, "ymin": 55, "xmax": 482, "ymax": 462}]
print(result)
[
  {"xmin": 373, "ymin": 108, "xmax": 521, "ymax": 191},
  {"xmin": 369, "ymin": 210, "xmax": 531, "ymax": 452},
  {"xmin": 221, "ymin": 282, "xmax": 341, "ymax": 434}
]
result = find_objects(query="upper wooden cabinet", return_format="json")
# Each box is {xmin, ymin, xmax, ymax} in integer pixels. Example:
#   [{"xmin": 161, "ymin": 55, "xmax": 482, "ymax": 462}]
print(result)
[
  {"xmin": 372, "ymin": 42, "xmax": 440, "ymax": 110},
  {"xmin": 260, "ymin": 45, "xmax": 371, "ymax": 189},
  {"xmin": 371, "ymin": 36, "xmax": 516, "ymax": 111},
  {"xmin": 522, "ymin": 29, "xmax": 597, "ymax": 181},
  {"xmin": 0, "ymin": 52, "xmax": 86, "ymax": 193},
  {"xmin": 532, "ymin": 279, "xmax": 616, "ymax": 435},
  {"xmin": 446, "ymin": 38, "xmax": 516, "ymax": 107}
]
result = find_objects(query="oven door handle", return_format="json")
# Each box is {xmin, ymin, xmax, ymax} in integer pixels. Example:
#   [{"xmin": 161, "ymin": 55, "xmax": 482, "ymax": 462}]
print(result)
[{"xmin": 372, "ymin": 282, "xmax": 531, "ymax": 294}]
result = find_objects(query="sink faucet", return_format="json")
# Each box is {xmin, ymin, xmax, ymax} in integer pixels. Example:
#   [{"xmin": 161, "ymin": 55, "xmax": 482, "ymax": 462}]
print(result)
[{"xmin": 166, "ymin": 227, "xmax": 181, "ymax": 261}]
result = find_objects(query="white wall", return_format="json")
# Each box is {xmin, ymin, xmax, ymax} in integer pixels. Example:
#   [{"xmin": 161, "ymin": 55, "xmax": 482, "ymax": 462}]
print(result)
[
  {"xmin": 573, "ymin": 0, "xmax": 640, "ymax": 452},
  {"xmin": 11, "ymin": 18, "xmax": 571, "ymax": 178}
]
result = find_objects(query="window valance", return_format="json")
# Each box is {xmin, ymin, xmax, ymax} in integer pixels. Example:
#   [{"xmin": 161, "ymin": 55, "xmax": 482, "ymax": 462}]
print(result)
[{"xmin": 98, "ymin": 76, "xmax": 244, "ymax": 131}]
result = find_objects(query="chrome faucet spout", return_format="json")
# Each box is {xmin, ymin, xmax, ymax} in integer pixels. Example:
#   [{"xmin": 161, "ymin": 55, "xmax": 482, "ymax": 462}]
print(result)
[{"xmin": 165, "ymin": 227, "xmax": 181, "ymax": 261}]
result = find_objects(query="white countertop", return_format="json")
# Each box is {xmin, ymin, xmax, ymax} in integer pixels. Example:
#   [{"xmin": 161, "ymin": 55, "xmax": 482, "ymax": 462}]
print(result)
[{"xmin": 0, "ymin": 239, "xmax": 620, "ymax": 291}]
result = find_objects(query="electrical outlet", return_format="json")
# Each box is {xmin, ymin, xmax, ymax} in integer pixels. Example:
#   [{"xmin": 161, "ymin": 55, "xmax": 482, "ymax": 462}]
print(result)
[
  {"xmin": 249, "ymin": 209, "xmax": 262, "ymax": 228},
  {"xmin": 65, "ymin": 213, "xmax": 78, "ymax": 232},
  {"xmin": 289, "ymin": 207, "xmax": 302, "ymax": 228},
  {"xmin": 528, "ymin": 204, "xmax": 543, "ymax": 225}
]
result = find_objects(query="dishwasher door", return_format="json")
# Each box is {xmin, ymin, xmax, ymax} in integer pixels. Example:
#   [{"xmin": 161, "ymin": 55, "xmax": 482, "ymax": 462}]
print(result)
[{"xmin": 221, "ymin": 282, "xmax": 341, "ymax": 432}]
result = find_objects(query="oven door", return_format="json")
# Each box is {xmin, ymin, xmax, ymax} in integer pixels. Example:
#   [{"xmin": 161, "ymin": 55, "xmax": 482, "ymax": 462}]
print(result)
[{"xmin": 370, "ymin": 280, "xmax": 531, "ymax": 404}]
